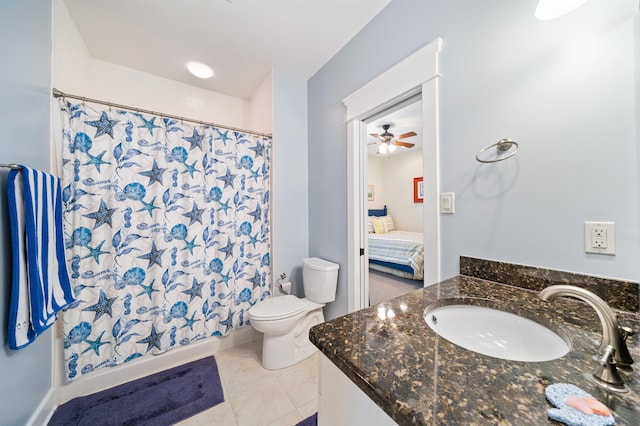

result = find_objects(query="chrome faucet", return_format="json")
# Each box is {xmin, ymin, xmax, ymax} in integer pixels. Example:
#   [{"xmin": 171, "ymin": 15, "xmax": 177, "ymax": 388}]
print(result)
[{"xmin": 539, "ymin": 285, "xmax": 634, "ymax": 392}]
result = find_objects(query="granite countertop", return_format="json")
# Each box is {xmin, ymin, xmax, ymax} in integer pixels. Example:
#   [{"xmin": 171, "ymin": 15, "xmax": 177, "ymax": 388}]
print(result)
[{"xmin": 310, "ymin": 274, "xmax": 640, "ymax": 425}]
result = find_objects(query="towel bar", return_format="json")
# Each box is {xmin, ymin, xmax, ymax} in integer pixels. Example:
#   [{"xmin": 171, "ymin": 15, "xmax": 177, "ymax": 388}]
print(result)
[{"xmin": 0, "ymin": 163, "xmax": 21, "ymax": 170}]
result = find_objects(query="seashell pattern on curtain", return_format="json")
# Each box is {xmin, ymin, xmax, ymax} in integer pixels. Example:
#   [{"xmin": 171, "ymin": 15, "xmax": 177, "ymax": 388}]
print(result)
[{"xmin": 59, "ymin": 101, "xmax": 271, "ymax": 380}]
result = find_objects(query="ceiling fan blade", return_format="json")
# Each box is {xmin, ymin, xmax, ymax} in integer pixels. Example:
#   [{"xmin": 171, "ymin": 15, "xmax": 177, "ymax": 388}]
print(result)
[
  {"xmin": 369, "ymin": 133, "xmax": 380, "ymax": 139},
  {"xmin": 397, "ymin": 131, "xmax": 417, "ymax": 140},
  {"xmin": 393, "ymin": 141, "xmax": 415, "ymax": 148},
  {"xmin": 367, "ymin": 142, "xmax": 378, "ymax": 146}
]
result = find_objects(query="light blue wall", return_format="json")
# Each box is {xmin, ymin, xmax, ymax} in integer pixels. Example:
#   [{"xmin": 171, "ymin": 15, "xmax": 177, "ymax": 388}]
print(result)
[
  {"xmin": 309, "ymin": 0, "xmax": 639, "ymax": 320},
  {"xmin": 272, "ymin": 69, "xmax": 309, "ymax": 295},
  {"xmin": 0, "ymin": 0, "xmax": 54, "ymax": 424}
]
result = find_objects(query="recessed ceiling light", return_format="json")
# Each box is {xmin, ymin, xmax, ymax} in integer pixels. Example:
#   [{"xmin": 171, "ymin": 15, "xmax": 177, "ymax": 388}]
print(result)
[
  {"xmin": 535, "ymin": 0, "xmax": 588, "ymax": 20},
  {"xmin": 187, "ymin": 61, "xmax": 214, "ymax": 79}
]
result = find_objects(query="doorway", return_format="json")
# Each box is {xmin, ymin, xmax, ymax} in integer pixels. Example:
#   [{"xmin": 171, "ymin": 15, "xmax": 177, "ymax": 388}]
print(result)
[
  {"xmin": 343, "ymin": 38, "xmax": 443, "ymax": 313},
  {"xmin": 365, "ymin": 98, "xmax": 425, "ymax": 305}
]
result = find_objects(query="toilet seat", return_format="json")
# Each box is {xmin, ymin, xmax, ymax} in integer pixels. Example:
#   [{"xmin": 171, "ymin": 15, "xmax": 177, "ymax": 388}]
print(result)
[{"xmin": 249, "ymin": 295, "xmax": 307, "ymax": 321}]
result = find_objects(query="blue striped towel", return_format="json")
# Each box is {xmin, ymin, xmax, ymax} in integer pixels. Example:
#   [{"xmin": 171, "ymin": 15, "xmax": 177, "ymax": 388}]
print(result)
[{"xmin": 7, "ymin": 165, "xmax": 75, "ymax": 349}]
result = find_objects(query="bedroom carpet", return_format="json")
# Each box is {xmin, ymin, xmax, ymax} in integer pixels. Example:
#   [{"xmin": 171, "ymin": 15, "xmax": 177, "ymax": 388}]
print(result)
[
  {"xmin": 369, "ymin": 269, "xmax": 423, "ymax": 306},
  {"xmin": 48, "ymin": 356, "xmax": 223, "ymax": 426}
]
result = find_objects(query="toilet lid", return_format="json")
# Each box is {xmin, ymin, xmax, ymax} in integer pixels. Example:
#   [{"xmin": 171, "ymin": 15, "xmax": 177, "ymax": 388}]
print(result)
[{"xmin": 249, "ymin": 295, "xmax": 306, "ymax": 321}]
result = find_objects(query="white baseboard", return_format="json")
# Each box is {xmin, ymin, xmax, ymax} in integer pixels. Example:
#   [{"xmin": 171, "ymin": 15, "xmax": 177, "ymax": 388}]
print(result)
[{"xmin": 26, "ymin": 387, "xmax": 56, "ymax": 426}]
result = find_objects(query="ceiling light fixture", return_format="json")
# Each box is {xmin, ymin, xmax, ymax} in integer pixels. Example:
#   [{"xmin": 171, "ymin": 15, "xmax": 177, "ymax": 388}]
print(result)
[
  {"xmin": 535, "ymin": 0, "xmax": 588, "ymax": 20},
  {"xmin": 187, "ymin": 61, "xmax": 214, "ymax": 79},
  {"xmin": 377, "ymin": 142, "xmax": 397, "ymax": 155},
  {"xmin": 371, "ymin": 124, "xmax": 417, "ymax": 156}
]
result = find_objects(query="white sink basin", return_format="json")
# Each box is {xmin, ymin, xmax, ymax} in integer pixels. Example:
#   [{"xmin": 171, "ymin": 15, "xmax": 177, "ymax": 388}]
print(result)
[{"xmin": 424, "ymin": 298, "xmax": 570, "ymax": 362}]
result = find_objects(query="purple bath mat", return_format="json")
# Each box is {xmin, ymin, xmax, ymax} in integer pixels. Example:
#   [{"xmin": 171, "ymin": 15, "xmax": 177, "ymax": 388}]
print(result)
[
  {"xmin": 49, "ymin": 356, "xmax": 224, "ymax": 426},
  {"xmin": 296, "ymin": 412, "xmax": 318, "ymax": 426}
]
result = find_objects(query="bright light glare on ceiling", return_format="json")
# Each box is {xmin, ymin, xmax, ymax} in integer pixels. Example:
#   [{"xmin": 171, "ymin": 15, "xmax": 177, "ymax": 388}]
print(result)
[
  {"xmin": 187, "ymin": 61, "xmax": 214, "ymax": 79},
  {"xmin": 535, "ymin": 0, "xmax": 588, "ymax": 20}
]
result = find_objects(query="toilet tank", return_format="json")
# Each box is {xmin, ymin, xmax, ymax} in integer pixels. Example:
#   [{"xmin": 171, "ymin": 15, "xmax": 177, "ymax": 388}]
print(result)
[{"xmin": 302, "ymin": 257, "xmax": 339, "ymax": 303}]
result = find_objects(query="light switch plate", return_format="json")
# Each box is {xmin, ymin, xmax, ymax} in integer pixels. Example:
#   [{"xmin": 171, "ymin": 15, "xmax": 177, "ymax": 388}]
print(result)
[
  {"xmin": 584, "ymin": 221, "xmax": 615, "ymax": 255},
  {"xmin": 440, "ymin": 192, "xmax": 455, "ymax": 214}
]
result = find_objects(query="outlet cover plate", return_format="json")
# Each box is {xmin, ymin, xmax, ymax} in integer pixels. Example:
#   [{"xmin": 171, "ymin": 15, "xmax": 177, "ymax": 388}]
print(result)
[{"xmin": 584, "ymin": 221, "xmax": 615, "ymax": 255}]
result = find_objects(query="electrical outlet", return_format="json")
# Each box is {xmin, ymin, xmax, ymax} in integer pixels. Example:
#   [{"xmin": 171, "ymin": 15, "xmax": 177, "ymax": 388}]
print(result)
[
  {"xmin": 584, "ymin": 222, "xmax": 615, "ymax": 255},
  {"xmin": 591, "ymin": 226, "xmax": 607, "ymax": 248}
]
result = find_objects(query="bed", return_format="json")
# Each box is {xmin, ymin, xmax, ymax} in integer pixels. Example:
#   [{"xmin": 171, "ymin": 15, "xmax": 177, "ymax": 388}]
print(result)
[{"xmin": 367, "ymin": 206, "xmax": 424, "ymax": 280}]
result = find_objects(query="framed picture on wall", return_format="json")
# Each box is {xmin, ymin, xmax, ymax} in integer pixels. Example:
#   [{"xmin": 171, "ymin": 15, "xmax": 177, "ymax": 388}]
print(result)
[
  {"xmin": 413, "ymin": 177, "xmax": 424, "ymax": 203},
  {"xmin": 367, "ymin": 185, "xmax": 374, "ymax": 201}
]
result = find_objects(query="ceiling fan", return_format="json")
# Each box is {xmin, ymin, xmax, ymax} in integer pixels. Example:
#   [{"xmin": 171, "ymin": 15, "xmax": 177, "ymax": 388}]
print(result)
[{"xmin": 369, "ymin": 124, "xmax": 417, "ymax": 154}]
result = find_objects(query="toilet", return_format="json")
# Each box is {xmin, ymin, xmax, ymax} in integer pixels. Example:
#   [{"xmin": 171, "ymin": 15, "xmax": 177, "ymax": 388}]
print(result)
[{"xmin": 248, "ymin": 257, "xmax": 339, "ymax": 369}]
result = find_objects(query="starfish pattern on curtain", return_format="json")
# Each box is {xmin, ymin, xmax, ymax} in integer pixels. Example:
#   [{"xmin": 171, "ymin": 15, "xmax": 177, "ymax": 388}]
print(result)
[{"xmin": 59, "ymin": 101, "xmax": 271, "ymax": 380}]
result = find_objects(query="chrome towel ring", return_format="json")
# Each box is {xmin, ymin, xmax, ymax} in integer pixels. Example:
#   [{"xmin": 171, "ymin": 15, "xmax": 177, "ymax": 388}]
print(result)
[{"xmin": 475, "ymin": 139, "xmax": 519, "ymax": 163}]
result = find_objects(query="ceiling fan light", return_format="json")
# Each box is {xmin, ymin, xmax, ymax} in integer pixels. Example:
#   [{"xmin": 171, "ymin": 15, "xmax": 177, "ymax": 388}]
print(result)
[
  {"xmin": 388, "ymin": 144, "xmax": 397, "ymax": 153},
  {"xmin": 378, "ymin": 144, "xmax": 388, "ymax": 154}
]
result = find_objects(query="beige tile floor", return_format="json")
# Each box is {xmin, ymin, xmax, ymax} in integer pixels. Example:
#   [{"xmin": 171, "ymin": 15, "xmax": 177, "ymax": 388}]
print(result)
[{"xmin": 176, "ymin": 339, "xmax": 319, "ymax": 426}]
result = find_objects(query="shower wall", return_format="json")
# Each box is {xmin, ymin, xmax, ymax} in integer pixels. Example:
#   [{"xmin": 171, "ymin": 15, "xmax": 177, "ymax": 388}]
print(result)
[{"xmin": 52, "ymin": 0, "xmax": 252, "ymax": 135}]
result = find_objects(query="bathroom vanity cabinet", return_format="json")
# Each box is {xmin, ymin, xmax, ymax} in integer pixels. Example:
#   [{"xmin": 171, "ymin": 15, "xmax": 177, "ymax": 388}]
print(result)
[{"xmin": 310, "ymin": 258, "xmax": 640, "ymax": 425}]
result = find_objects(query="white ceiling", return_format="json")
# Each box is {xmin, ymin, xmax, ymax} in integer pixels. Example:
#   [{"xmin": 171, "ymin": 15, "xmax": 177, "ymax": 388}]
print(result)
[
  {"xmin": 63, "ymin": 0, "xmax": 420, "ymax": 152},
  {"xmin": 63, "ymin": 0, "xmax": 391, "ymax": 100}
]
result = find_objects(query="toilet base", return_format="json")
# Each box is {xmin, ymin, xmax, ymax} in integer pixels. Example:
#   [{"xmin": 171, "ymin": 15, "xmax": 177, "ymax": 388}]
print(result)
[{"xmin": 261, "ymin": 308, "xmax": 324, "ymax": 370}]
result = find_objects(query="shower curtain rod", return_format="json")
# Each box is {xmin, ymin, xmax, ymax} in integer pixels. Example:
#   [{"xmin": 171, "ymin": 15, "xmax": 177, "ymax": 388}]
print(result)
[{"xmin": 52, "ymin": 88, "xmax": 272, "ymax": 138}]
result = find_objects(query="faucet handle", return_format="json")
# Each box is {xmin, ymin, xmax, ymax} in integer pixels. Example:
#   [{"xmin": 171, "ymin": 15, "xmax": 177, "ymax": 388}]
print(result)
[
  {"xmin": 597, "ymin": 345, "xmax": 616, "ymax": 366},
  {"xmin": 592, "ymin": 345, "xmax": 628, "ymax": 393},
  {"xmin": 615, "ymin": 315, "xmax": 635, "ymax": 342},
  {"xmin": 620, "ymin": 325, "xmax": 634, "ymax": 343}
]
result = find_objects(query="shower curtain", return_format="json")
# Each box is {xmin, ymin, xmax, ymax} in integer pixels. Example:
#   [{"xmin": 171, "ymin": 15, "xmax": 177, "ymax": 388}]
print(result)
[{"xmin": 59, "ymin": 100, "xmax": 271, "ymax": 380}]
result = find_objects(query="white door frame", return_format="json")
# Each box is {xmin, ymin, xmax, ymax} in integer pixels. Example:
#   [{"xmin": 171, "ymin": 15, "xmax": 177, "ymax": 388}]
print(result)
[{"xmin": 343, "ymin": 38, "xmax": 443, "ymax": 313}]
